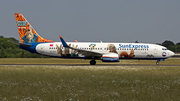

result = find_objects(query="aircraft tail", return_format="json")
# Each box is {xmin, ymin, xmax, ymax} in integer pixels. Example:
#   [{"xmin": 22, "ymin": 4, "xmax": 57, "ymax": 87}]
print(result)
[{"xmin": 14, "ymin": 13, "xmax": 54, "ymax": 43}]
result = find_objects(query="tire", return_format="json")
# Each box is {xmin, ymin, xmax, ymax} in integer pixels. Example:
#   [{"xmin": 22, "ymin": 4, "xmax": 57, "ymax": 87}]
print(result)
[{"xmin": 90, "ymin": 60, "xmax": 96, "ymax": 65}]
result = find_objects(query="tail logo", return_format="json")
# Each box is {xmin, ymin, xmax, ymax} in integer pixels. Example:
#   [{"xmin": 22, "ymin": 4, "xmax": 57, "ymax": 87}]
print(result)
[
  {"xmin": 17, "ymin": 21, "xmax": 27, "ymax": 26},
  {"xmin": 14, "ymin": 13, "xmax": 54, "ymax": 43}
]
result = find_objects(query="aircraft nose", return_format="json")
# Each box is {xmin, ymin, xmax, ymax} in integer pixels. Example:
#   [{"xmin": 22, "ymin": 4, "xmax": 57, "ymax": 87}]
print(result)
[{"xmin": 169, "ymin": 51, "xmax": 175, "ymax": 57}]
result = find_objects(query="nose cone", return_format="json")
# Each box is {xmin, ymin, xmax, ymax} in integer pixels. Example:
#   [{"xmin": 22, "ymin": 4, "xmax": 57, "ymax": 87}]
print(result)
[{"xmin": 169, "ymin": 51, "xmax": 175, "ymax": 57}]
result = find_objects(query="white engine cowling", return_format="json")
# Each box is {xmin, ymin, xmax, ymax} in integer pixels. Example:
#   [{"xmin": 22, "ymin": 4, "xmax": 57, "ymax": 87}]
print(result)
[{"xmin": 102, "ymin": 53, "xmax": 119, "ymax": 62}]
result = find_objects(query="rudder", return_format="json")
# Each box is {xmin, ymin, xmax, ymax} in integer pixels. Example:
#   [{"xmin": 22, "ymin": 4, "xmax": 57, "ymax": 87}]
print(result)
[{"xmin": 14, "ymin": 13, "xmax": 54, "ymax": 43}]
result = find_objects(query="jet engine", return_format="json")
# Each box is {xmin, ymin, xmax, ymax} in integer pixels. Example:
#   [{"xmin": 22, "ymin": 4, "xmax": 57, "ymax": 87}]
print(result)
[{"xmin": 102, "ymin": 53, "xmax": 119, "ymax": 62}]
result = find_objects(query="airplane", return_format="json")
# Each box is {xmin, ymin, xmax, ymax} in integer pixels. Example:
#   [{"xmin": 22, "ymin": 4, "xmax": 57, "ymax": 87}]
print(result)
[{"xmin": 12, "ymin": 13, "xmax": 175, "ymax": 65}]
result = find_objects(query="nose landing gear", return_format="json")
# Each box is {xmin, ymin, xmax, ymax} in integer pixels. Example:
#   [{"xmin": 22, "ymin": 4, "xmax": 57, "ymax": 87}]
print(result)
[{"xmin": 156, "ymin": 60, "xmax": 159, "ymax": 65}]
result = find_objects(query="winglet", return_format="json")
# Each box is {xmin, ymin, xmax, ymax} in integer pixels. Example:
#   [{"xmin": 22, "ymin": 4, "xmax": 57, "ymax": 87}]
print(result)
[
  {"xmin": 59, "ymin": 35, "xmax": 62, "ymax": 38},
  {"xmin": 59, "ymin": 35, "xmax": 69, "ymax": 48}
]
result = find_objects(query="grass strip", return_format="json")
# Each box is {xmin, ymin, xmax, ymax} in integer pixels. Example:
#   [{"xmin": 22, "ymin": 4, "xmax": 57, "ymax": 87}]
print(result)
[{"xmin": 0, "ymin": 65, "xmax": 180, "ymax": 100}]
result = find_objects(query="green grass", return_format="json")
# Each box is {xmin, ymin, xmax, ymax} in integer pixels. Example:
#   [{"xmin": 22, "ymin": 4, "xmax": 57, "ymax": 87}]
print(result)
[
  {"xmin": 0, "ymin": 58, "xmax": 179, "ymax": 65},
  {"xmin": 0, "ymin": 65, "xmax": 180, "ymax": 100}
]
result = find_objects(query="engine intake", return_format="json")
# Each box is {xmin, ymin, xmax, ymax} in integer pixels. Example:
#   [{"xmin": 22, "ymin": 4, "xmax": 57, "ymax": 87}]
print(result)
[{"xmin": 102, "ymin": 53, "xmax": 119, "ymax": 62}]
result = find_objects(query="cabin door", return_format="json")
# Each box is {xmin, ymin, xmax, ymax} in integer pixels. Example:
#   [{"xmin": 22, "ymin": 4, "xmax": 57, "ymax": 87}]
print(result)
[
  {"xmin": 154, "ymin": 47, "xmax": 158, "ymax": 54},
  {"xmin": 40, "ymin": 45, "xmax": 44, "ymax": 53}
]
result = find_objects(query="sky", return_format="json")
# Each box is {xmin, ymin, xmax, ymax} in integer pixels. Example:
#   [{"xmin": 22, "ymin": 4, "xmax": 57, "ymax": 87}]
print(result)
[{"xmin": 0, "ymin": 0, "xmax": 180, "ymax": 44}]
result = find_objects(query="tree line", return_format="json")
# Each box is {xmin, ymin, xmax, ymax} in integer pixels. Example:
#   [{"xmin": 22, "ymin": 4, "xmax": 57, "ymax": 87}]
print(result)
[
  {"xmin": 0, "ymin": 36, "xmax": 179, "ymax": 58},
  {"xmin": 0, "ymin": 36, "xmax": 49, "ymax": 58},
  {"xmin": 160, "ymin": 41, "xmax": 180, "ymax": 53}
]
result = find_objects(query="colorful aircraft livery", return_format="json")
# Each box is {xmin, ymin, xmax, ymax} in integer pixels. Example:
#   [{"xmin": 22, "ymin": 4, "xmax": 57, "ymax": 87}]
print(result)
[
  {"xmin": 14, "ymin": 13, "xmax": 54, "ymax": 43},
  {"xmin": 13, "ymin": 13, "xmax": 175, "ymax": 65}
]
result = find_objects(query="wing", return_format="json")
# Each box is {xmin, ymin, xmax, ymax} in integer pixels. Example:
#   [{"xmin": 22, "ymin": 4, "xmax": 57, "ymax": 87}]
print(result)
[{"xmin": 59, "ymin": 35, "xmax": 102, "ymax": 57}]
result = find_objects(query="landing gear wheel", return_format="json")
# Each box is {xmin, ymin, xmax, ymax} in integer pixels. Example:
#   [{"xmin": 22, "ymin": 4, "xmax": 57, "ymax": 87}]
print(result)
[
  {"xmin": 90, "ymin": 60, "xmax": 96, "ymax": 65},
  {"xmin": 156, "ymin": 60, "xmax": 159, "ymax": 65}
]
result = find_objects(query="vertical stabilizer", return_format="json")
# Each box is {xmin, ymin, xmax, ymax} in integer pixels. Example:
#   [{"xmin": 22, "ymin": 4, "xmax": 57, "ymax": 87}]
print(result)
[{"xmin": 14, "ymin": 13, "xmax": 54, "ymax": 43}]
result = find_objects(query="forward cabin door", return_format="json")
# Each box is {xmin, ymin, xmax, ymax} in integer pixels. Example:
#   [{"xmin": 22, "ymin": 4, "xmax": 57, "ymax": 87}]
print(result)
[{"xmin": 154, "ymin": 47, "xmax": 158, "ymax": 54}]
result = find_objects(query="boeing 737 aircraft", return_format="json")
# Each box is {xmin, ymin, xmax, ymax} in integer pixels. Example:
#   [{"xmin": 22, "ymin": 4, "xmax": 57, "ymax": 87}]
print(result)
[{"xmin": 12, "ymin": 13, "xmax": 174, "ymax": 65}]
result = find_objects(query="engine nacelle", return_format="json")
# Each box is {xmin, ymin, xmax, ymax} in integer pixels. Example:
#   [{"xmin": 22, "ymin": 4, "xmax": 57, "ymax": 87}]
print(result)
[{"xmin": 102, "ymin": 53, "xmax": 119, "ymax": 62}]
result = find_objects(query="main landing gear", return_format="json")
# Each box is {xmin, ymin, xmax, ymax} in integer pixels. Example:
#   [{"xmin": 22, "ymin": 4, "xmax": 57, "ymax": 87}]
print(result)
[
  {"xmin": 90, "ymin": 59, "xmax": 96, "ymax": 65},
  {"xmin": 156, "ymin": 60, "xmax": 159, "ymax": 65}
]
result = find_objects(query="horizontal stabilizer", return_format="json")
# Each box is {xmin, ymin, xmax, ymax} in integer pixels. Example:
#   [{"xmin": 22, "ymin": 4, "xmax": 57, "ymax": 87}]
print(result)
[{"xmin": 8, "ymin": 40, "xmax": 32, "ymax": 47}]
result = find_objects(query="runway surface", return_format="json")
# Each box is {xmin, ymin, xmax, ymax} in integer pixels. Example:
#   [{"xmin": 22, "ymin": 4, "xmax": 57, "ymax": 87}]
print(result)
[{"xmin": 0, "ymin": 64, "xmax": 180, "ymax": 66}]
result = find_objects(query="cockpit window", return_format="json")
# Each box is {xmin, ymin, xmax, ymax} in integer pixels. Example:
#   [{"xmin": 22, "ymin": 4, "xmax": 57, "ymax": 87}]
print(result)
[{"xmin": 162, "ymin": 48, "xmax": 167, "ymax": 50}]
